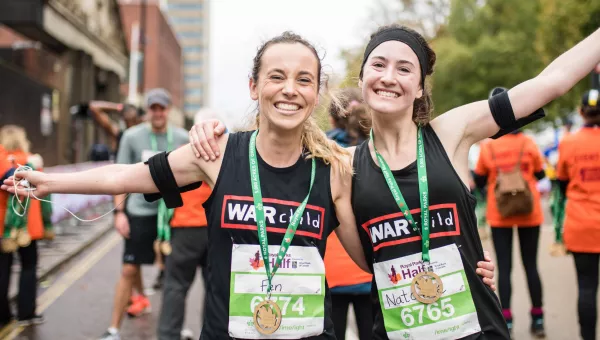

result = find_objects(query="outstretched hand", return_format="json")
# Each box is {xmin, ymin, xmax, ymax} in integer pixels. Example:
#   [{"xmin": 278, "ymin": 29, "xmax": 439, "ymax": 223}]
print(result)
[
  {"xmin": 189, "ymin": 119, "xmax": 227, "ymax": 161},
  {"xmin": 1, "ymin": 171, "xmax": 50, "ymax": 199}
]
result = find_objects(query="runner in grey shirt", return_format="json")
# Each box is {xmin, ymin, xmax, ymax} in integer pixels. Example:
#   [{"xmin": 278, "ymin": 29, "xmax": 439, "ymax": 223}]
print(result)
[{"xmin": 100, "ymin": 88, "xmax": 187, "ymax": 340}]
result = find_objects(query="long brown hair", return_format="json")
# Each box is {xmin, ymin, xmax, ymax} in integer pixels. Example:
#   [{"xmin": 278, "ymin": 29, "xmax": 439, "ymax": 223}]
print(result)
[{"xmin": 251, "ymin": 31, "xmax": 352, "ymax": 175}]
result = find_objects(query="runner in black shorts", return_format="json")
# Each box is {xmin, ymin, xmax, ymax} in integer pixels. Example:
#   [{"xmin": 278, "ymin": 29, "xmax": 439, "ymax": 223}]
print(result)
[{"xmin": 102, "ymin": 89, "xmax": 189, "ymax": 340}]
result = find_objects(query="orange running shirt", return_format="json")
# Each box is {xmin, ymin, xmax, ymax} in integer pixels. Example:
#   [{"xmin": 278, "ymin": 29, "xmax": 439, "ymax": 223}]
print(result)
[
  {"xmin": 474, "ymin": 133, "xmax": 544, "ymax": 227},
  {"xmin": 170, "ymin": 182, "xmax": 212, "ymax": 227},
  {"xmin": 557, "ymin": 127, "xmax": 600, "ymax": 253},
  {"xmin": 324, "ymin": 232, "xmax": 372, "ymax": 288}
]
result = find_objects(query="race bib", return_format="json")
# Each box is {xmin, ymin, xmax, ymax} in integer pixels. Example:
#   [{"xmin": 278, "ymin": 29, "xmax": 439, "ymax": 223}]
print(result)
[
  {"xmin": 141, "ymin": 149, "xmax": 160, "ymax": 162},
  {"xmin": 373, "ymin": 244, "xmax": 481, "ymax": 340},
  {"xmin": 228, "ymin": 244, "xmax": 325, "ymax": 339}
]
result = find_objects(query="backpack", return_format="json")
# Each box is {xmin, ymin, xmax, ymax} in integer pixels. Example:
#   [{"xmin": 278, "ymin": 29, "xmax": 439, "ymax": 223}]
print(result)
[{"xmin": 491, "ymin": 142, "xmax": 534, "ymax": 218}]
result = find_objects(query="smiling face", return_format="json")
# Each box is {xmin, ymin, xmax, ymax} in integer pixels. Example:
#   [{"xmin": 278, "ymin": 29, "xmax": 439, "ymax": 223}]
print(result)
[
  {"xmin": 250, "ymin": 42, "xmax": 319, "ymax": 132},
  {"xmin": 359, "ymin": 41, "xmax": 423, "ymax": 117}
]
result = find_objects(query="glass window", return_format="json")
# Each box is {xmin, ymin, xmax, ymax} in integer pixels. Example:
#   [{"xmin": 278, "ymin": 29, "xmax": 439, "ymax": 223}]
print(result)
[
  {"xmin": 185, "ymin": 88, "xmax": 203, "ymax": 97},
  {"xmin": 184, "ymin": 103, "xmax": 202, "ymax": 112},
  {"xmin": 168, "ymin": 3, "xmax": 203, "ymax": 11},
  {"xmin": 185, "ymin": 74, "xmax": 203, "ymax": 82},
  {"xmin": 178, "ymin": 31, "xmax": 202, "ymax": 39},
  {"xmin": 183, "ymin": 46, "xmax": 203, "ymax": 53},
  {"xmin": 171, "ymin": 16, "xmax": 203, "ymax": 25}
]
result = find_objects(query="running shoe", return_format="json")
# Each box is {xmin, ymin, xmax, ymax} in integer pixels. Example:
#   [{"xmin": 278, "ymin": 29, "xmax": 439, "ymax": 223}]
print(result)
[
  {"xmin": 530, "ymin": 314, "xmax": 546, "ymax": 338},
  {"xmin": 126, "ymin": 295, "xmax": 152, "ymax": 317},
  {"xmin": 98, "ymin": 328, "xmax": 121, "ymax": 340},
  {"xmin": 17, "ymin": 314, "xmax": 44, "ymax": 326}
]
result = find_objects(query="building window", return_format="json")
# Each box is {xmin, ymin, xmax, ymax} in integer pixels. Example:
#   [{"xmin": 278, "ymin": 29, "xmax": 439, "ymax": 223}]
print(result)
[
  {"xmin": 171, "ymin": 17, "xmax": 203, "ymax": 25},
  {"xmin": 185, "ymin": 74, "xmax": 203, "ymax": 82},
  {"xmin": 185, "ymin": 103, "xmax": 202, "ymax": 112},
  {"xmin": 185, "ymin": 88, "xmax": 203, "ymax": 97},
  {"xmin": 178, "ymin": 31, "xmax": 203, "ymax": 39},
  {"xmin": 168, "ymin": 3, "xmax": 203, "ymax": 10},
  {"xmin": 183, "ymin": 46, "xmax": 203, "ymax": 53},
  {"xmin": 184, "ymin": 59, "xmax": 203, "ymax": 67}
]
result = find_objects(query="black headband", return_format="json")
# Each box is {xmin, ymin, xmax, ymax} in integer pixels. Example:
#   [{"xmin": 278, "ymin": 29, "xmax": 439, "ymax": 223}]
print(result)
[{"xmin": 360, "ymin": 28, "xmax": 429, "ymax": 88}]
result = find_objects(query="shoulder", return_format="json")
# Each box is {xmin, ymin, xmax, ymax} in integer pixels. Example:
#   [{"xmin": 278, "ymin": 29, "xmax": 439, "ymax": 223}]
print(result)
[
  {"xmin": 558, "ymin": 131, "xmax": 580, "ymax": 153},
  {"xmin": 122, "ymin": 124, "xmax": 148, "ymax": 139}
]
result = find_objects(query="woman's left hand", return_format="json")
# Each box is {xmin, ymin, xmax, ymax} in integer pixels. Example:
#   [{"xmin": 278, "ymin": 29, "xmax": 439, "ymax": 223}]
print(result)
[{"xmin": 477, "ymin": 250, "xmax": 496, "ymax": 291}]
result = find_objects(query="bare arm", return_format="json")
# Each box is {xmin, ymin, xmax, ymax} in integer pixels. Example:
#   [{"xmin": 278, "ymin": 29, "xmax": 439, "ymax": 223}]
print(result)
[
  {"xmin": 434, "ymin": 29, "xmax": 600, "ymax": 151},
  {"xmin": 330, "ymin": 157, "xmax": 371, "ymax": 273},
  {"xmin": 3, "ymin": 143, "xmax": 215, "ymax": 197},
  {"xmin": 88, "ymin": 101, "xmax": 122, "ymax": 139},
  {"xmin": 433, "ymin": 28, "xmax": 600, "ymax": 185}
]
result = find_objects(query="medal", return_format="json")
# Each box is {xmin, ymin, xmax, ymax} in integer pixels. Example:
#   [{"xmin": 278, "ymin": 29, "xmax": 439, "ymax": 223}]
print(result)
[
  {"xmin": 411, "ymin": 271, "xmax": 444, "ymax": 304},
  {"xmin": 161, "ymin": 241, "xmax": 172, "ymax": 255},
  {"xmin": 1, "ymin": 236, "xmax": 18, "ymax": 253},
  {"xmin": 372, "ymin": 127, "xmax": 444, "ymax": 303},
  {"xmin": 16, "ymin": 229, "xmax": 31, "ymax": 247},
  {"xmin": 253, "ymin": 299, "xmax": 282, "ymax": 335},
  {"xmin": 549, "ymin": 242, "xmax": 567, "ymax": 257},
  {"xmin": 248, "ymin": 131, "xmax": 315, "ymax": 335}
]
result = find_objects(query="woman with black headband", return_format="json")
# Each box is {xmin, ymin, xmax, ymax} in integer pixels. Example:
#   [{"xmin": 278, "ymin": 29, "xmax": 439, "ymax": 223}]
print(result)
[{"xmin": 191, "ymin": 24, "xmax": 600, "ymax": 339}]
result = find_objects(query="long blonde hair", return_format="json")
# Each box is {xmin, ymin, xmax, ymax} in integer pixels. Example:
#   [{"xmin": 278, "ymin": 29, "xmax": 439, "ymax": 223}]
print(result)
[
  {"xmin": 251, "ymin": 32, "xmax": 352, "ymax": 175},
  {"xmin": 0, "ymin": 125, "xmax": 30, "ymax": 153}
]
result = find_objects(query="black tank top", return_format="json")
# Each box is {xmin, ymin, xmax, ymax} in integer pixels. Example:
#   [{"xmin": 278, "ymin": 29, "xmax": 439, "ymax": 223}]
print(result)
[
  {"xmin": 201, "ymin": 131, "xmax": 338, "ymax": 340},
  {"xmin": 352, "ymin": 125, "xmax": 509, "ymax": 340}
]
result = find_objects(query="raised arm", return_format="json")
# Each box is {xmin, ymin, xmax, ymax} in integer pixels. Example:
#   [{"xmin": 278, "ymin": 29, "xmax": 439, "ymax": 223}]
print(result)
[
  {"xmin": 88, "ymin": 101, "xmax": 123, "ymax": 139},
  {"xmin": 434, "ymin": 28, "xmax": 600, "ymax": 152}
]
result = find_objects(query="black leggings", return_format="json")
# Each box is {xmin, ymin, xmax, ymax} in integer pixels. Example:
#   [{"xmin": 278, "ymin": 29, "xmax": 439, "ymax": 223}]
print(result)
[
  {"xmin": 572, "ymin": 252, "xmax": 599, "ymax": 340},
  {"xmin": 491, "ymin": 226, "xmax": 543, "ymax": 310},
  {"xmin": 331, "ymin": 293, "xmax": 372, "ymax": 340}
]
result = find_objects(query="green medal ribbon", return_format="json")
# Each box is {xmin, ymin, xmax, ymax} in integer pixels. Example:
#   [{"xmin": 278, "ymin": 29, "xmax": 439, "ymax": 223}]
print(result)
[
  {"xmin": 249, "ymin": 130, "xmax": 316, "ymax": 296},
  {"xmin": 151, "ymin": 127, "xmax": 174, "ymax": 243},
  {"xmin": 550, "ymin": 182, "xmax": 566, "ymax": 243},
  {"xmin": 370, "ymin": 127, "xmax": 431, "ymax": 263}
]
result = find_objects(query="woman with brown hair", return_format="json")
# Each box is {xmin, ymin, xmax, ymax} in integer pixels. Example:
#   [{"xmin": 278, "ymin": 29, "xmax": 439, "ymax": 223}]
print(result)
[
  {"xmin": 0, "ymin": 125, "xmax": 45, "ymax": 327},
  {"xmin": 324, "ymin": 88, "xmax": 373, "ymax": 340}
]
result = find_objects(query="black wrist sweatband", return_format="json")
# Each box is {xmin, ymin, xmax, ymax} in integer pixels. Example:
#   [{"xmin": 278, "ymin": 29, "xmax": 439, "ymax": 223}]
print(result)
[{"xmin": 488, "ymin": 90, "xmax": 546, "ymax": 139}]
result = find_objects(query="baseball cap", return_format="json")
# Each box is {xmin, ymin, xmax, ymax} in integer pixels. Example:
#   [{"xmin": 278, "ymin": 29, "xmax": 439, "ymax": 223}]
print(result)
[
  {"xmin": 145, "ymin": 88, "xmax": 171, "ymax": 108},
  {"xmin": 582, "ymin": 89, "xmax": 599, "ymax": 107}
]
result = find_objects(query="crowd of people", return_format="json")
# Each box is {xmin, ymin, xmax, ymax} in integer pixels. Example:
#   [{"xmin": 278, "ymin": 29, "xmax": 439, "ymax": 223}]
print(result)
[{"xmin": 0, "ymin": 22, "xmax": 598, "ymax": 340}]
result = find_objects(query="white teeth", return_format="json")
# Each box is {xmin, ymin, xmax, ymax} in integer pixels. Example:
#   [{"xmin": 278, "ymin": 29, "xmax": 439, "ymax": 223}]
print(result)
[
  {"xmin": 275, "ymin": 103, "xmax": 300, "ymax": 111},
  {"xmin": 376, "ymin": 90, "xmax": 399, "ymax": 98}
]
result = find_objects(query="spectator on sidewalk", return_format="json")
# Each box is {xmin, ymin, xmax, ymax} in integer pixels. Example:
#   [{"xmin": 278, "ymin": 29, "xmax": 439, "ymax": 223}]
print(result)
[
  {"xmin": 72, "ymin": 101, "xmax": 143, "ymax": 159},
  {"xmin": 474, "ymin": 91, "xmax": 547, "ymax": 337},
  {"xmin": 100, "ymin": 89, "xmax": 189, "ymax": 340},
  {"xmin": 156, "ymin": 109, "xmax": 217, "ymax": 340},
  {"xmin": 0, "ymin": 125, "xmax": 45, "ymax": 328}
]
